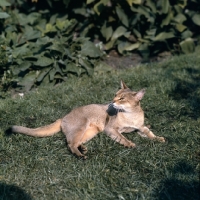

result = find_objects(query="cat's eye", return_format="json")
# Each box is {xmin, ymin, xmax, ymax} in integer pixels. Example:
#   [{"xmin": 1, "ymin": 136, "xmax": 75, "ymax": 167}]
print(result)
[{"xmin": 119, "ymin": 97, "xmax": 124, "ymax": 101}]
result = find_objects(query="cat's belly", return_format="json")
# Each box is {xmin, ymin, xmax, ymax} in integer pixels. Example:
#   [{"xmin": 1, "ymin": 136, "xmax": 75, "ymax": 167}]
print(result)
[{"xmin": 119, "ymin": 127, "xmax": 137, "ymax": 133}]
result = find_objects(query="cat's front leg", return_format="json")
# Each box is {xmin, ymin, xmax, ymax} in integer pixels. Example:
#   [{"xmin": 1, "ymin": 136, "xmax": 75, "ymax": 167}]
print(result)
[
  {"xmin": 105, "ymin": 128, "xmax": 136, "ymax": 148},
  {"xmin": 138, "ymin": 126, "xmax": 165, "ymax": 142}
]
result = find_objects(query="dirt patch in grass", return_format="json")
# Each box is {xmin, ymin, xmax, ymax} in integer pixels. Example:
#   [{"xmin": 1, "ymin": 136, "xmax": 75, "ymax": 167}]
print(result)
[{"xmin": 104, "ymin": 50, "xmax": 172, "ymax": 68}]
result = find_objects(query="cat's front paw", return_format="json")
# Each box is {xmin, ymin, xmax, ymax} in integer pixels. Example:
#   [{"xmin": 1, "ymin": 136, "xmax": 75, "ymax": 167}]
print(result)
[
  {"xmin": 125, "ymin": 141, "xmax": 136, "ymax": 148},
  {"xmin": 156, "ymin": 136, "xmax": 165, "ymax": 143}
]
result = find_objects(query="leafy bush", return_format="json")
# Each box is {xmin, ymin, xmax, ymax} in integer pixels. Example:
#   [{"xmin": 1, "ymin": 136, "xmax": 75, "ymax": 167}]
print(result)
[
  {"xmin": 73, "ymin": 0, "xmax": 200, "ymax": 58},
  {"xmin": 0, "ymin": 0, "xmax": 104, "ymax": 92},
  {"xmin": 0, "ymin": 0, "xmax": 200, "ymax": 93}
]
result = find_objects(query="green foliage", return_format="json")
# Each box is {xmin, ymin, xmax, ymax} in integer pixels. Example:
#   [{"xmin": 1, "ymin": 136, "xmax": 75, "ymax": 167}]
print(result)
[
  {"xmin": 0, "ymin": 0, "xmax": 104, "ymax": 92},
  {"xmin": 0, "ymin": 0, "xmax": 200, "ymax": 92},
  {"xmin": 75, "ymin": 0, "xmax": 200, "ymax": 58}
]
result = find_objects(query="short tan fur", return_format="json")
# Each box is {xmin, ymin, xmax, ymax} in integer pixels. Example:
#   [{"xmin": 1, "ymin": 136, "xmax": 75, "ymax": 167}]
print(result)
[{"xmin": 11, "ymin": 81, "xmax": 165, "ymax": 158}]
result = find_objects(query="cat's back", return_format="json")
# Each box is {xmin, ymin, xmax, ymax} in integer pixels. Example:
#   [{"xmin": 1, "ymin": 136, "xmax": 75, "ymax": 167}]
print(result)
[{"xmin": 64, "ymin": 103, "xmax": 109, "ymax": 121}]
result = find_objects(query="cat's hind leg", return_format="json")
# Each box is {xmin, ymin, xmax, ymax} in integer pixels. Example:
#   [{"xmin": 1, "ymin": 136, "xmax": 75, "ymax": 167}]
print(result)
[
  {"xmin": 68, "ymin": 142, "xmax": 86, "ymax": 159},
  {"xmin": 65, "ymin": 122, "xmax": 99, "ymax": 159}
]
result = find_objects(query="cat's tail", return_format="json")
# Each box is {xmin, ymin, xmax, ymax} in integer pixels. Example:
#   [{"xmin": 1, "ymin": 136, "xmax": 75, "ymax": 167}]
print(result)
[{"xmin": 10, "ymin": 119, "xmax": 62, "ymax": 137}]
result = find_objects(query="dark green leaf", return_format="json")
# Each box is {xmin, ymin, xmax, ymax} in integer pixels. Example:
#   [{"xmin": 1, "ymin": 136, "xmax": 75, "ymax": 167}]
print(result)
[
  {"xmin": 12, "ymin": 45, "xmax": 30, "ymax": 58},
  {"xmin": 39, "ymin": 71, "xmax": 52, "ymax": 86},
  {"xmin": 46, "ymin": 42, "xmax": 65, "ymax": 53},
  {"xmin": 19, "ymin": 62, "xmax": 32, "ymax": 72},
  {"xmin": 56, "ymin": 19, "xmax": 71, "ymax": 31},
  {"xmin": 34, "ymin": 57, "xmax": 54, "ymax": 67},
  {"xmin": 0, "ymin": 0, "xmax": 11, "ymax": 7},
  {"xmin": 192, "ymin": 14, "xmax": 200, "ymax": 26},
  {"xmin": 93, "ymin": 0, "xmax": 109, "ymax": 15},
  {"xmin": 118, "ymin": 41, "xmax": 140, "ymax": 54},
  {"xmin": 5, "ymin": 32, "xmax": 18, "ymax": 46},
  {"xmin": 177, "ymin": 0, "xmax": 187, "ymax": 8},
  {"xmin": 146, "ymin": 0, "xmax": 156, "ymax": 12},
  {"xmin": 18, "ymin": 71, "xmax": 36, "ymax": 91},
  {"xmin": 101, "ymin": 23, "xmax": 113, "ymax": 41},
  {"xmin": 133, "ymin": 29, "xmax": 141, "ymax": 38},
  {"xmin": 73, "ymin": 8, "xmax": 87, "ymax": 16},
  {"xmin": 173, "ymin": 14, "xmax": 187, "ymax": 24},
  {"xmin": 66, "ymin": 62, "xmax": 82, "ymax": 76},
  {"xmin": 49, "ymin": 14, "xmax": 59, "ymax": 25},
  {"xmin": 181, "ymin": 30, "xmax": 192, "ymax": 39},
  {"xmin": 11, "ymin": 66, "xmax": 21, "ymax": 76},
  {"xmin": 27, "ymin": 12, "xmax": 41, "ymax": 25},
  {"xmin": 180, "ymin": 38, "xmax": 195, "ymax": 54},
  {"xmin": 86, "ymin": 0, "xmax": 95, "ymax": 4},
  {"xmin": 24, "ymin": 29, "xmax": 41, "ymax": 41},
  {"xmin": 36, "ymin": 37, "xmax": 52, "ymax": 45},
  {"xmin": 111, "ymin": 26, "xmax": 127, "ymax": 40},
  {"xmin": 131, "ymin": 6, "xmax": 152, "ymax": 22},
  {"xmin": 17, "ymin": 13, "xmax": 29, "ymax": 26},
  {"xmin": 105, "ymin": 39, "xmax": 116, "ymax": 50},
  {"xmin": 44, "ymin": 23, "xmax": 57, "ymax": 34},
  {"xmin": 117, "ymin": 42, "xmax": 127, "ymax": 54},
  {"xmin": 116, "ymin": 7, "xmax": 129, "ymax": 27},
  {"xmin": 124, "ymin": 42, "xmax": 140, "ymax": 51},
  {"xmin": 126, "ymin": 0, "xmax": 142, "ymax": 6},
  {"xmin": 176, "ymin": 24, "xmax": 187, "ymax": 32},
  {"xmin": 49, "ymin": 67, "xmax": 57, "ymax": 81},
  {"xmin": 81, "ymin": 41, "xmax": 103, "ymax": 58},
  {"xmin": 79, "ymin": 58, "xmax": 93, "ymax": 76},
  {"xmin": 138, "ymin": 43, "xmax": 150, "ymax": 60},
  {"xmin": 153, "ymin": 32, "xmax": 175, "ymax": 41},
  {"xmin": 145, "ymin": 29, "xmax": 156, "ymax": 40},
  {"xmin": 161, "ymin": 12, "xmax": 173, "ymax": 27},
  {"xmin": 0, "ymin": 12, "xmax": 10, "ymax": 19},
  {"xmin": 157, "ymin": 0, "xmax": 170, "ymax": 14},
  {"xmin": 37, "ymin": 68, "xmax": 51, "ymax": 82}
]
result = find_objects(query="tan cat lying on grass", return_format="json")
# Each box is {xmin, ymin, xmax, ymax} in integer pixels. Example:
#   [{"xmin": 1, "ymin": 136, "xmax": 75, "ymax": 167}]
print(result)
[{"xmin": 9, "ymin": 81, "xmax": 165, "ymax": 158}]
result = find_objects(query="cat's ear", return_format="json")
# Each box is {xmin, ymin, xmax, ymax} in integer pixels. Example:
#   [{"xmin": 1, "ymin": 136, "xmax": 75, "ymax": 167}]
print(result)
[
  {"xmin": 135, "ymin": 89, "xmax": 146, "ymax": 101},
  {"xmin": 121, "ymin": 80, "xmax": 128, "ymax": 89}
]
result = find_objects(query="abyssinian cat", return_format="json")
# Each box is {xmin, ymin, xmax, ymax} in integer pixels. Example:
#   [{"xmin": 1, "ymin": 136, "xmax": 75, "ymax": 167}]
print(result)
[{"xmin": 9, "ymin": 81, "xmax": 165, "ymax": 158}]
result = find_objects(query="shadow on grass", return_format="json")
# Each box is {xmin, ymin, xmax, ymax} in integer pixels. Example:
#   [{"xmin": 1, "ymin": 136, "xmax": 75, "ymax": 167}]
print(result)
[
  {"xmin": 0, "ymin": 182, "xmax": 32, "ymax": 200},
  {"xmin": 169, "ymin": 68, "xmax": 200, "ymax": 119},
  {"xmin": 155, "ymin": 161, "xmax": 200, "ymax": 200}
]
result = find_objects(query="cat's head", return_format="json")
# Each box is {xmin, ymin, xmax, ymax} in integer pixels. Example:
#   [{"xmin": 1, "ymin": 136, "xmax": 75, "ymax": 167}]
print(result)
[{"xmin": 112, "ymin": 80, "xmax": 145, "ymax": 112}]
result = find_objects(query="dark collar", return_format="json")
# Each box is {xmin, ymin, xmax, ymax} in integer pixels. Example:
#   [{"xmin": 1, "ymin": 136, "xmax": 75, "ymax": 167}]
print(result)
[{"xmin": 106, "ymin": 104, "xmax": 125, "ymax": 116}]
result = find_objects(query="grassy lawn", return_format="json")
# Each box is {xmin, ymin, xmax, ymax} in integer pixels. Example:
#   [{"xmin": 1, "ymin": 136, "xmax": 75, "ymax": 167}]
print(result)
[{"xmin": 0, "ymin": 51, "xmax": 199, "ymax": 200}]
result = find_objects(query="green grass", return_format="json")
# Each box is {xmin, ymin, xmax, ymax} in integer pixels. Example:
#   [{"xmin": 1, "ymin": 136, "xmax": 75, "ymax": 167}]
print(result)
[{"xmin": 0, "ymin": 51, "xmax": 200, "ymax": 200}]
